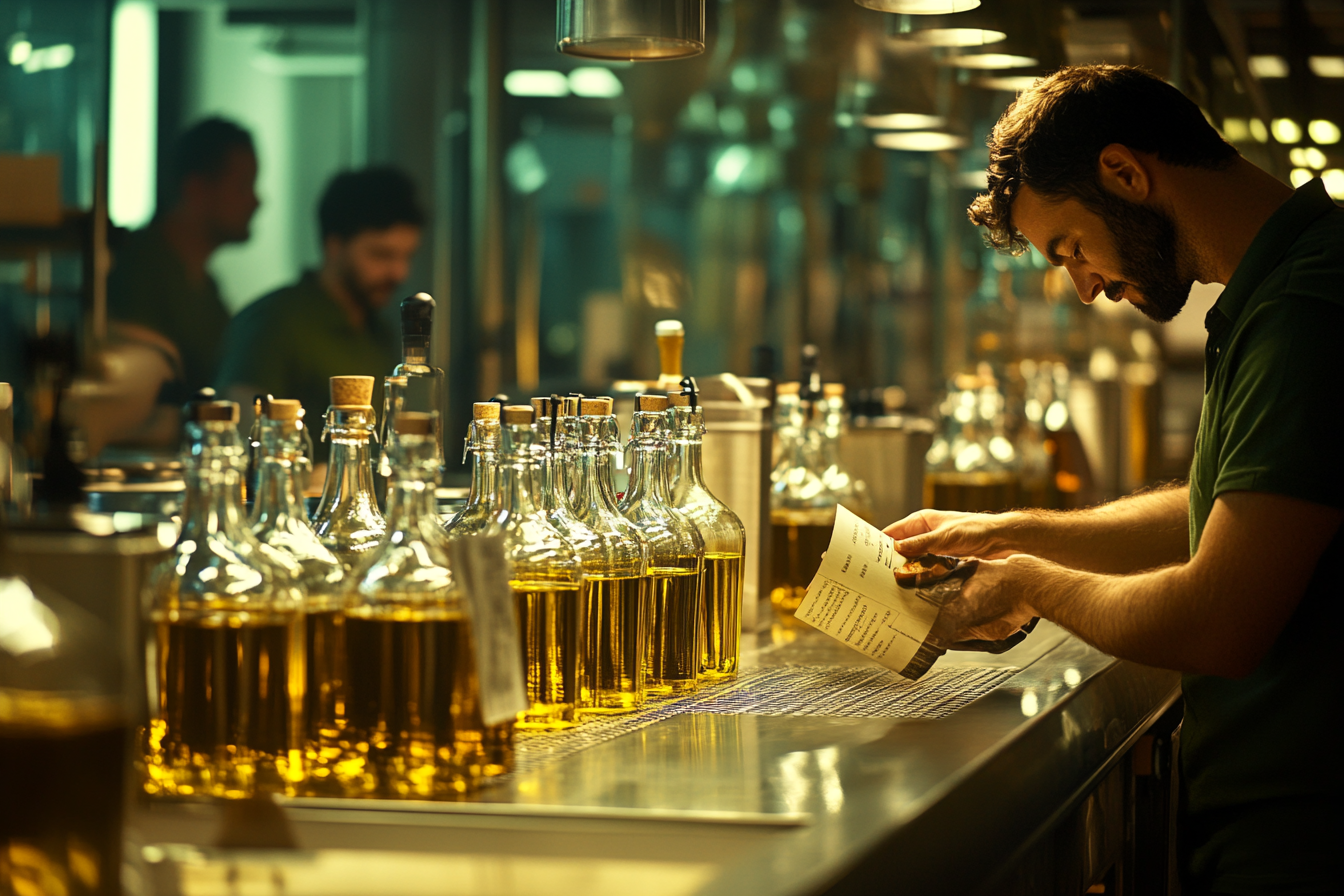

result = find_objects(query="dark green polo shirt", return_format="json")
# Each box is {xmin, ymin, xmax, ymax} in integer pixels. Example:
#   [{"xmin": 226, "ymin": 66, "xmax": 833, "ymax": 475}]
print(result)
[
  {"xmin": 107, "ymin": 223, "xmax": 231, "ymax": 400},
  {"xmin": 1184, "ymin": 178, "xmax": 1344, "ymax": 895},
  {"xmin": 214, "ymin": 272, "xmax": 399, "ymax": 459}
]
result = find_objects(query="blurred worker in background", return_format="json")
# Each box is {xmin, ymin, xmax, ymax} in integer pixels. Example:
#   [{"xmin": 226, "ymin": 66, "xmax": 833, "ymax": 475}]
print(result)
[
  {"xmin": 106, "ymin": 118, "xmax": 259, "ymax": 444},
  {"xmin": 215, "ymin": 166, "xmax": 424, "ymax": 465}
]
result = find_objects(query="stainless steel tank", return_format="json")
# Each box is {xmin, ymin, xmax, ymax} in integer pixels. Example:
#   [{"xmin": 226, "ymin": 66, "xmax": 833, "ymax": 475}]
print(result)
[{"xmin": 840, "ymin": 415, "xmax": 935, "ymax": 529}]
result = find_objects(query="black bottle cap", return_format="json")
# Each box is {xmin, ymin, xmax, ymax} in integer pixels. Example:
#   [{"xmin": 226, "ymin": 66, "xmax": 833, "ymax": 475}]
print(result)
[{"xmin": 400, "ymin": 292, "xmax": 435, "ymax": 338}]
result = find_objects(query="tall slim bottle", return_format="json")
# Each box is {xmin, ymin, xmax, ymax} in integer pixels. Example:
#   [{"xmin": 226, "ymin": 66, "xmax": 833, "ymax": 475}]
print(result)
[
  {"xmin": 383, "ymin": 293, "xmax": 447, "ymax": 470},
  {"xmin": 345, "ymin": 413, "xmax": 488, "ymax": 797},
  {"xmin": 143, "ymin": 400, "xmax": 307, "ymax": 798},
  {"xmin": 313, "ymin": 376, "xmax": 387, "ymax": 571},
  {"xmin": 572, "ymin": 398, "xmax": 650, "ymax": 713},
  {"xmin": 486, "ymin": 405, "xmax": 586, "ymax": 729},
  {"xmin": 620, "ymin": 394, "xmax": 705, "ymax": 695},
  {"xmin": 248, "ymin": 399, "xmax": 354, "ymax": 796},
  {"xmin": 666, "ymin": 390, "xmax": 746, "ymax": 680}
]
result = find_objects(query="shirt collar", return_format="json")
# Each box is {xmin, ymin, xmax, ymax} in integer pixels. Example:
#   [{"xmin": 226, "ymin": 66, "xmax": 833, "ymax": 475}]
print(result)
[{"xmin": 1207, "ymin": 177, "xmax": 1337, "ymax": 333}]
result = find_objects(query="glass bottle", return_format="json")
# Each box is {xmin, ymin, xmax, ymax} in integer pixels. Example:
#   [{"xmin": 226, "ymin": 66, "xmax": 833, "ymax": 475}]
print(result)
[
  {"xmin": 485, "ymin": 405, "xmax": 586, "ymax": 729},
  {"xmin": 620, "ymin": 394, "xmax": 705, "ymax": 696},
  {"xmin": 529, "ymin": 397, "xmax": 602, "ymax": 553},
  {"xmin": 383, "ymin": 293, "xmax": 447, "ymax": 471},
  {"xmin": 444, "ymin": 402, "xmax": 501, "ymax": 538},
  {"xmin": 2, "ymin": 532, "xmax": 127, "ymax": 896},
  {"xmin": 571, "ymin": 397, "xmax": 650, "ymax": 713},
  {"xmin": 248, "ymin": 399, "xmax": 354, "ymax": 796},
  {"xmin": 142, "ymin": 400, "xmax": 307, "ymax": 799},
  {"xmin": 345, "ymin": 412, "xmax": 489, "ymax": 797},
  {"xmin": 923, "ymin": 372, "xmax": 1020, "ymax": 513},
  {"xmin": 666, "ymin": 390, "xmax": 746, "ymax": 680},
  {"xmin": 818, "ymin": 383, "xmax": 872, "ymax": 517},
  {"xmin": 313, "ymin": 376, "xmax": 387, "ymax": 571}
]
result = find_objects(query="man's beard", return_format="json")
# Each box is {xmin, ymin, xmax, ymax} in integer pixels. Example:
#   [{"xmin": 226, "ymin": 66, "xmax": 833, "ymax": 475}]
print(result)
[
  {"xmin": 340, "ymin": 266, "xmax": 398, "ymax": 316},
  {"xmin": 1094, "ymin": 191, "xmax": 1193, "ymax": 324}
]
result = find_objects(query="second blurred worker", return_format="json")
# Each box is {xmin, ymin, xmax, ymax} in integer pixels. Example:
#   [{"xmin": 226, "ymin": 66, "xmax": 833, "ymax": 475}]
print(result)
[{"xmin": 216, "ymin": 167, "xmax": 425, "ymax": 461}]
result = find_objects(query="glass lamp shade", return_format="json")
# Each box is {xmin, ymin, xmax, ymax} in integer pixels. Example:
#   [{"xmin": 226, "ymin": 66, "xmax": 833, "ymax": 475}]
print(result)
[
  {"xmin": 558, "ymin": 0, "xmax": 705, "ymax": 60},
  {"xmin": 855, "ymin": 0, "xmax": 980, "ymax": 12}
]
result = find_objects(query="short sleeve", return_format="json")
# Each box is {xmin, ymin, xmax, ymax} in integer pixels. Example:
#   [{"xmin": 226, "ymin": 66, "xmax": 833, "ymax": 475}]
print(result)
[
  {"xmin": 1213, "ymin": 296, "xmax": 1344, "ymax": 510},
  {"xmin": 214, "ymin": 299, "xmax": 289, "ymax": 398}
]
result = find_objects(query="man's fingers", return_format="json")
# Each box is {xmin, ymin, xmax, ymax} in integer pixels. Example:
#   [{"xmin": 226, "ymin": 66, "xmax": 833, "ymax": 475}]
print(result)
[{"xmin": 883, "ymin": 513, "xmax": 935, "ymax": 540}]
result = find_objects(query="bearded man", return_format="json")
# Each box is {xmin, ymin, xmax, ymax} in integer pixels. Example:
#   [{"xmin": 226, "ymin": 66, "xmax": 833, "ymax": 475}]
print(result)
[
  {"xmin": 216, "ymin": 166, "xmax": 424, "ymax": 462},
  {"xmin": 886, "ymin": 65, "xmax": 1342, "ymax": 896}
]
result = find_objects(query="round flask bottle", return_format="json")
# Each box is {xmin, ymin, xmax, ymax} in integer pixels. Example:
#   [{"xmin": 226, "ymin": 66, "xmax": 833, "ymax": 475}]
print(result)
[{"xmin": 313, "ymin": 376, "xmax": 387, "ymax": 571}]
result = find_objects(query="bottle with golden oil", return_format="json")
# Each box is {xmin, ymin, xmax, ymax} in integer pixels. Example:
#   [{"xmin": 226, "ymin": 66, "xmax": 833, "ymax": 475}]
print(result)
[
  {"xmin": 143, "ymin": 399, "xmax": 307, "ymax": 799},
  {"xmin": 483, "ymin": 405, "xmax": 585, "ymax": 729},
  {"xmin": 443, "ymin": 402, "xmax": 501, "ymax": 538},
  {"xmin": 529, "ymin": 396, "xmax": 604, "ymax": 560},
  {"xmin": 249, "ymin": 399, "xmax": 354, "ymax": 796},
  {"xmin": 312, "ymin": 376, "xmax": 387, "ymax": 572},
  {"xmin": 1, "ymin": 556, "xmax": 128, "ymax": 896},
  {"xmin": 923, "ymin": 372, "xmax": 1022, "ymax": 513},
  {"xmin": 666, "ymin": 389, "xmax": 746, "ymax": 680},
  {"xmin": 768, "ymin": 346, "xmax": 860, "ymax": 618},
  {"xmin": 620, "ymin": 394, "xmax": 705, "ymax": 696},
  {"xmin": 571, "ymin": 398, "xmax": 651, "ymax": 713},
  {"xmin": 346, "ymin": 412, "xmax": 493, "ymax": 797},
  {"xmin": 440, "ymin": 403, "xmax": 516, "ymax": 773}
]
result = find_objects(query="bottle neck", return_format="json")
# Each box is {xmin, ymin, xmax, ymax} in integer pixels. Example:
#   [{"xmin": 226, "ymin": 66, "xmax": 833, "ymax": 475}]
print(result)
[
  {"xmin": 466, "ymin": 447, "xmax": 497, "ymax": 511},
  {"xmin": 625, "ymin": 415, "xmax": 672, "ymax": 505},
  {"xmin": 498, "ymin": 450, "xmax": 544, "ymax": 519},
  {"xmin": 252, "ymin": 422, "xmax": 308, "ymax": 528},
  {"xmin": 667, "ymin": 409, "xmax": 709, "ymax": 496},
  {"xmin": 180, "ymin": 431, "xmax": 251, "ymax": 543},
  {"xmin": 574, "ymin": 419, "xmax": 622, "ymax": 514},
  {"xmin": 319, "ymin": 432, "xmax": 380, "ymax": 516}
]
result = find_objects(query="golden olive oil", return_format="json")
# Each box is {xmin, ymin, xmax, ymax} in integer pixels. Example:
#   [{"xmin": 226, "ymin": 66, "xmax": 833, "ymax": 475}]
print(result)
[
  {"xmin": 647, "ymin": 567, "xmax": 702, "ymax": 695},
  {"xmin": 581, "ymin": 575, "xmax": 648, "ymax": 713},
  {"xmin": 701, "ymin": 552, "xmax": 743, "ymax": 679},
  {"xmin": 768, "ymin": 513, "xmax": 833, "ymax": 615},
  {"xmin": 512, "ymin": 580, "xmax": 584, "ymax": 729}
]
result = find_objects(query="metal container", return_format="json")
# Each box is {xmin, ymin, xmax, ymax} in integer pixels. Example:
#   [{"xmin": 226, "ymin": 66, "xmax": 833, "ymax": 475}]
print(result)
[{"xmin": 840, "ymin": 415, "xmax": 936, "ymax": 529}]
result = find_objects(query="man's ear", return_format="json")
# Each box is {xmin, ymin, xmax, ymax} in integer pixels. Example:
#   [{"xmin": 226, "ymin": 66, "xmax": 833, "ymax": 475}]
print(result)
[
  {"xmin": 321, "ymin": 234, "xmax": 343, "ymax": 264},
  {"xmin": 1097, "ymin": 144, "xmax": 1152, "ymax": 202}
]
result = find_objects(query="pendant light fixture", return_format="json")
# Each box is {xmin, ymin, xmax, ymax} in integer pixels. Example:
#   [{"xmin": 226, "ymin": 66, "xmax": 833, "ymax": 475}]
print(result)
[
  {"xmin": 855, "ymin": 0, "xmax": 980, "ymax": 12},
  {"xmin": 885, "ymin": 9, "xmax": 1006, "ymax": 48},
  {"xmin": 558, "ymin": 0, "xmax": 706, "ymax": 61}
]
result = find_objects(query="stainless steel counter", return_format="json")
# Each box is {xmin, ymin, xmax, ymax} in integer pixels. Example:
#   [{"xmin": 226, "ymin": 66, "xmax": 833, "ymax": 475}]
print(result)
[{"xmin": 132, "ymin": 622, "xmax": 1180, "ymax": 896}]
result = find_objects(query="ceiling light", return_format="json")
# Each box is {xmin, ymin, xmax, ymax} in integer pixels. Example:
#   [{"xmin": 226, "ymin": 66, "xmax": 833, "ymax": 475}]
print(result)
[
  {"xmin": 948, "ymin": 52, "xmax": 1039, "ymax": 70},
  {"xmin": 504, "ymin": 70, "xmax": 569, "ymax": 97},
  {"xmin": 855, "ymin": 0, "xmax": 980, "ymax": 12},
  {"xmin": 1308, "ymin": 119, "xmax": 1341, "ymax": 144},
  {"xmin": 1289, "ymin": 168, "xmax": 1313, "ymax": 188},
  {"xmin": 873, "ymin": 131, "xmax": 967, "ymax": 151},
  {"xmin": 1248, "ymin": 55, "xmax": 1288, "ymax": 78},
  {"xmin": 1249, "ymin": 118, "xmax": 1269, "ymax": 143},
  {"xmin": 1289, "ymin": 148, "xmax": 1309, "ymax": 167},
  {"xmin": 1322, "ymin": 169, "xmax": 1344, "ymax": 199},
  {"xmin": 862, "ymin": 113, "xmax": 946, "ymax": 130},
  {"xmin": 1308, "ymin": 56, "xmax": 1344, "ymax": 78},
  {"xmin": 8, "ymin": 38, "xmax": 31, "ymax": 67},
  {"xmin": 974, "ymin": 74, "xmax": 1040, "ymax": 92},
  {"xmin": 568, "ymin": 67, "xmax": 622, "ymax": 98},
  {"xmin": 1222, "ymin": 118, "xmax": 1250, "ymax": 142},
  {"xmin": 1272, "ymin": 118, "xmax": 1302, "ymax": 144},
  {"xmin": 901, "ymin": 28, "xmax": 1005, "ymax": 47},
  {"xmin": 1304, "ymin": 147, "xmax": 1327, "ymax": 169},
  {"xmin": 558, "ymin": 0, "xmax": 704, "ymax": 60}
]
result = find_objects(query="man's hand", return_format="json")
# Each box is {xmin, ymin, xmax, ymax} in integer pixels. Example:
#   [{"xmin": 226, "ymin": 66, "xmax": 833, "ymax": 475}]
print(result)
[
  {"xmin": 930, "ymin": 555, "xmax": 1042, "ymax": 644},
  {"xmin": 884, "ymin": 509, "xmax": 1024, "ymax": 560}
]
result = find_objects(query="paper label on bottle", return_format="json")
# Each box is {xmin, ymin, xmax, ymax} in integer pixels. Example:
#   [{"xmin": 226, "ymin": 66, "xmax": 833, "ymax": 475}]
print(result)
[
  {"xmin": 449, "ymin": 535, "xmax": 528, "ymax": 724},
  {"xmin": 793, "ymin": 505, "xmax": 940, "ymax": 676}
]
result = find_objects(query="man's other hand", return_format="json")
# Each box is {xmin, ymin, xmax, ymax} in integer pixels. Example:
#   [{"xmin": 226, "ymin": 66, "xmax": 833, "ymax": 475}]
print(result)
[{"xmin": 884, "ymin": 509, "xmax": 1023, "ymax": 560}]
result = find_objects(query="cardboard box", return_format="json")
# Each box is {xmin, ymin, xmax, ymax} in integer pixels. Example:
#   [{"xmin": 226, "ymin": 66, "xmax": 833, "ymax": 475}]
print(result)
[{"xmin": 0, "ymin": 154, "xmax": 62, "ymax": 227}]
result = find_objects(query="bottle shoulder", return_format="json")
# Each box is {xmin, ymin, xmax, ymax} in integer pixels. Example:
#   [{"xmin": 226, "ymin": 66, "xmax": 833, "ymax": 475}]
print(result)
[{"xmin": 147, "ymin": 538, "xmax": 305, "ymax": 612}]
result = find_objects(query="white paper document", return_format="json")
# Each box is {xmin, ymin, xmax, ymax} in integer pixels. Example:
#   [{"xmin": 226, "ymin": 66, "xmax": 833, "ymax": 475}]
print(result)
[{"xmin": 793, "ymin": 505, "xmax": 943, "ymax": 676}]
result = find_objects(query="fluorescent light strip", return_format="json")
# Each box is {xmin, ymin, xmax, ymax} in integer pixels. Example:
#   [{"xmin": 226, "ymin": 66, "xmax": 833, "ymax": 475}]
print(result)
[{"xmin": 108, "ymin": 0, "xmax": 158, "ymax": 229}]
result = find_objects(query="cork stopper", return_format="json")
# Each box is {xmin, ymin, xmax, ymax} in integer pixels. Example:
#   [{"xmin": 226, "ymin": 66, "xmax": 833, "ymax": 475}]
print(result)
[
  {"xmin": 530, "ymin": 397, "xmax": 554, "ymax": 418},
  {"xmin": 264, "ymin": 399, "xmax": 301, "ymax": 422},
  {"xmin": 473, "ymin": 401, "xmax": 500, "ymax": 421},
  {"xmin": 501, "ymin": 405, "xmax": 534, "ymax": 425},
  {"xmin": 776, "ymin": 381, "xmax": 800, "ymax": 396},
  {"xmin": 393, "ymin": 412, "xmax": 434, "ymax": 436},
  {"xmin": 191, "ymin": 401, "xmax": 239, "ymax": 423},
  {"xmin": 636, "ymin": 393, "xmax": 669, "ymax": 412},
  {"xmin": 580, "ymin": 397, "xmax": 612, "ymax": 416},
  {"xmin": 823, "ymin": 383, "xmax": 845, "ymax": 399},
  {"xmin": 0, "ymin": 383, "xmax": 12, "ymax": 410},
  {"xmin": 330, "ymin": 375, "xmax": 374, "ymax": 408},
  {"xmin": 667, "ymin": 392, "xmax": 691, "ymax": 408}
]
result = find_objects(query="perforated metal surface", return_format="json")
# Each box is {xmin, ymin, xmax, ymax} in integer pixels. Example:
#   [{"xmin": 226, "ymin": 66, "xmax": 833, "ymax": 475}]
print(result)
[{"xmin": 508, "ymin": 663, "xmax": 1016, "ymax": 776}]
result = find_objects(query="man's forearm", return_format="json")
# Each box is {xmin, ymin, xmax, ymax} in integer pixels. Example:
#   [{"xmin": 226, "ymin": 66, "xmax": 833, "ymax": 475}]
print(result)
[{"xmin": 1003, "ymin": 483, "xmax": 1190, "ymax": 574}]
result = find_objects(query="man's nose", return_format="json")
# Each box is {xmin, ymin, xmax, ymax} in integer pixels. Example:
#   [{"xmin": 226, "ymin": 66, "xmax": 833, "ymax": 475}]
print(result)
[{"xmin": 1067, "ymin": 266, "xmax": 1103, "ymax": 305}]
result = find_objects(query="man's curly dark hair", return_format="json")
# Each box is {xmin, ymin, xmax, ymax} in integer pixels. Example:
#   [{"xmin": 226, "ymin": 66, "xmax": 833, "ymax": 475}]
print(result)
[{"xmin": 968, "ymin": 65, "xmax": 1239, "ymax": 255}]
